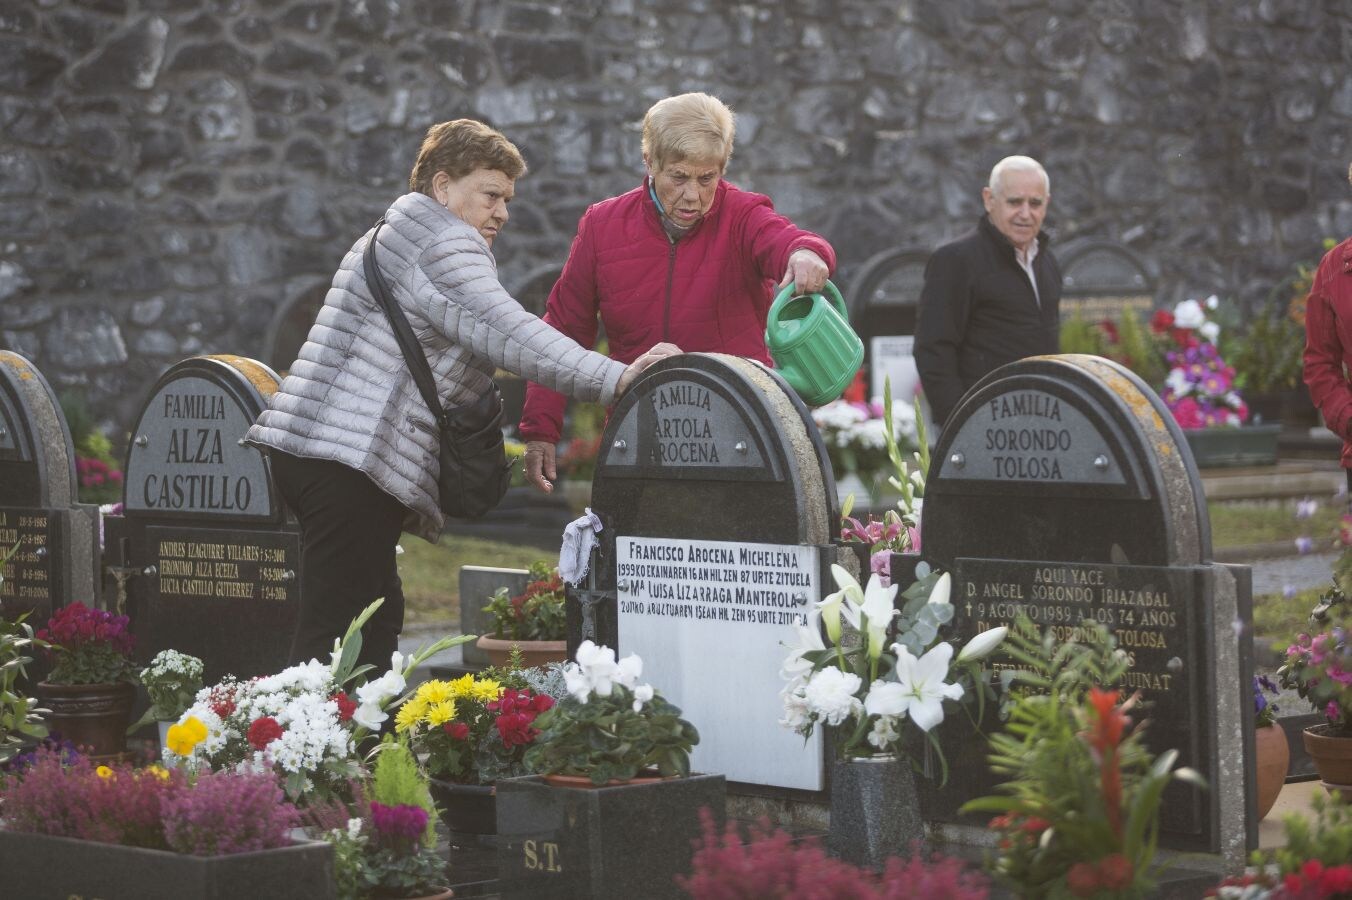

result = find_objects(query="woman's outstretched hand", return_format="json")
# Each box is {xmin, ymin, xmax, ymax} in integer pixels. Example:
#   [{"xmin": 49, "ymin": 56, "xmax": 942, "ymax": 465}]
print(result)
[{"xmin": 617, "ymin": 342, "xmax": 682, "ymax": 396}]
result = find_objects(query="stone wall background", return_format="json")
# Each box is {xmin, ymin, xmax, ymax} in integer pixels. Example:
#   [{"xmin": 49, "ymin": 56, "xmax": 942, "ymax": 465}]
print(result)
[{"xmin": 1, "ymin": 0, "xmax": 1350, "ymax": 434}]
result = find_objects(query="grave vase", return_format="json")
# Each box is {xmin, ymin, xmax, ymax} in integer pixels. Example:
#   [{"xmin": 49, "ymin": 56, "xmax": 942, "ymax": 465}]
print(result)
[
  {"xmin": 1302, "ymin": 725, "xmax": 1352, "ymax": 800},
  {"xmin": 34, "ymin": 680, "xmax": 136, "ymax": 759},
  {"xmin": 828, "ymin": 754, "xmax": 924, "ymax": 869},
  {"xmin": 1254, "ymin": 724, "xmax": 1289, "ymax": 821}
]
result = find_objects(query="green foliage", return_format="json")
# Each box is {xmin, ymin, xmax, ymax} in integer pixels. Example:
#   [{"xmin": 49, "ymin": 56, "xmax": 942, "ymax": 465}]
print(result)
[
  {"xmin": 482, "ymin": 561, "xmax": 566, "ymax": 641},
  {"xmin": 1229, "ymin": 298, "xmax": 1305, "ymax": 393},
  {"xmin": 1058, "ymin": 314, "xmax": 1107, "ymax": 356},
  {"xmin": 1268, "ymin": 791, "xmax": 1352, "ymax": 875},
  {"xmin": 1114, "ymin": 311, "xmax": 1167, "ymax": 389},
  {"xmin": 129, "ymin": 649, "xmax": 204, "ymax": 733},
  {"xmin": 0, "ymin": 608, "xmax": 49, "ymax": 765},
  {"xmin": 369, "ymin": 736, "xmax": 437, "ymax": 849},
  {"xmin": 960, "ymin": 617, "xmax": 1205, "ymax": 899},
  {"xmin": 523, "ymin": 683, "xmax": 699, "ymax": 785}
]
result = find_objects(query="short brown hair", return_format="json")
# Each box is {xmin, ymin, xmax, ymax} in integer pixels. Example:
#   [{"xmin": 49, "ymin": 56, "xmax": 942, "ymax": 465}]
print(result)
[
  {"xmin": 408, "ymin": 119, "xmax": 526, "ymax": 194},
  {"xmin": 641, "ymin": 93, "xmax": 735, "ymax": 172}
]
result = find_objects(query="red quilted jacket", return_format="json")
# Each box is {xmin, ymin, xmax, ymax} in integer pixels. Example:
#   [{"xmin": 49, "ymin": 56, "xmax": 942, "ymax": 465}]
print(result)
[
  {"xmin": 1303, "ymin": 235, "xmax": 1352, "ymax": 467},
  {"xmin": 518, "ymin": 179, "xmax": 836, "ymax": 443}
]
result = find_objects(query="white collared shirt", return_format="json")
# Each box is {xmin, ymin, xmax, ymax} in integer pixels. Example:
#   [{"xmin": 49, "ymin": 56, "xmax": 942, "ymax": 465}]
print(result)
[{"xmin": 1015, "ymin": 241, "xmax": 1041, "ymax": 307}]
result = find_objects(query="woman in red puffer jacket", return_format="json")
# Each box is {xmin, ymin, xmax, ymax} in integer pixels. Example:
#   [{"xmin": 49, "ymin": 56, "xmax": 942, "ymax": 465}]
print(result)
[{"xmin": 518, "ymin": 92, "xmax": 837, "ymax": 492}]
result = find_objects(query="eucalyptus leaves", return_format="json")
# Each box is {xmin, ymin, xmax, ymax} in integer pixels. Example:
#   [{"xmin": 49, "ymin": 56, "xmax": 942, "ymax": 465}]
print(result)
[{"xmin": 780, "ymin": 563, "xmax": 1006, "ymax": 773}]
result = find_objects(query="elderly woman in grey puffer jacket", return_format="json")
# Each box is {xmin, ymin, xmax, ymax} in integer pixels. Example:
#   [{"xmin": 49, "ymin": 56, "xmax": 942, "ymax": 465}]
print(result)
[{"xmin": 247, "ymin": 119, "xmax": 678, "ymax": 675}]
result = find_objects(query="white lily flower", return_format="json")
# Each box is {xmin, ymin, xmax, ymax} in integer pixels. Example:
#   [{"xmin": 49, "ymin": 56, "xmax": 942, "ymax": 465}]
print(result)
[
  {"xmin": 779, "ymin": 686, "xmax": 812, "ymax": 731},
  {"xmin": 863, "ymin": 680, "xmax": 909, "ymax": 717},
  {"xmin": 887, "ymin": 641, "xmax": 965, "ymax": 732},
  {"xmin": 855, "ymin": 574, "xmax": 899, "ymax": 661},
  {"xmin": 928, "ymin": 572, "xmax": 951, "ymax": 608},
  {"xmin": 957, "ymin": 626, "xmax": 1008, "ymax": 663},
  {"xmin": 781, "ymin": 609, "xmax": 826, "ymax": 683},
  {"xmin": 562, "ymin": 665, "xmax": 592, "ymax": 703},
  {"xmin": 867, "ymin": 714, "xmax": 902, "ymax": 750},
  {"xmin": 818, "ymin": 564, "xmax": 860, "ymax": 644}
]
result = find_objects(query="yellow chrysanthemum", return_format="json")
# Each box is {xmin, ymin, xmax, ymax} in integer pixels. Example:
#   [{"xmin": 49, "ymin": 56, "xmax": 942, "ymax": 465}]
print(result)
[
  {"xmin": 447, "ymin": 674, "xmax": 478, "ymax": 699},
  {"xmin": 143, "ymin": 765, "xmax": 170, "ymax": 781},
  {"xmin": 166, "ymin": 715, "xmax": 208, "ymax": 756},
  {"xmin": 95, "ymin": 765, "xmax": 114, "ymax": 779},
  {"xmin": 424, "ymin": 698, "xmax": 458, "ymax": 727},
  {"xmin": 394, "ymin": 699, "xmax": 425, "ymax": 733},
  {"xmin": 416, "ymin": 680, "xmax": 456, "ymax": 705},
  {"xmin": 471, "ymin": 678, "xmax": 503, "ymax": 703}
]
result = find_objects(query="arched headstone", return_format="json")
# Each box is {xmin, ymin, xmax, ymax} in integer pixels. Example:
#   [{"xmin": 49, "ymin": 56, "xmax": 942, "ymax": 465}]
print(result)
[
  {"xmin": 915, "ymin": 354, "xmax": 1250, "ymax": 864},
  {"xmin": 1058, "ymin": 239, "xmax": 1157, "ymax": 323},
  {"xmin": 105, "ymin": 355, "xmax": 301, "ymax": 682},
  {"xmin": 0, "ymin": 351, "xmax": 99, "ymax": 626},
  {"xmin": 848, "ymin": 248, "xmax": 930, "ymax": 402},
  {"xmin": 572, "ymin": 353, "xmax": 838, "ymax": 791}
]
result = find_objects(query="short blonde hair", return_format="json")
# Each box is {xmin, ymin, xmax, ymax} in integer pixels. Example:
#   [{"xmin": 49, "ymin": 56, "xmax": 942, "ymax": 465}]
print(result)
[
  {"xmin": 641, "ymin": 93, "xmax": 735, "ymax": 172},
  {"xmin": 408, "ymin": 119, "xmax": 526, "ymax": 195}
]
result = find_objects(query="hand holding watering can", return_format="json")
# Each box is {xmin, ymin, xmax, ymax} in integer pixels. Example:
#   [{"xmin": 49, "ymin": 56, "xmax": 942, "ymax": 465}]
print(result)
[{"xmin": 764, "ymin": 278, "xmax": 864, "ymax": 408}]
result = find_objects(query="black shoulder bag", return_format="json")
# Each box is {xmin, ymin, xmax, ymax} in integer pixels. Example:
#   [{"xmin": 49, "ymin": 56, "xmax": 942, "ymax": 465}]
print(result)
[{"xmin": 363, "ymin": 218, "xmax": 512, "ymax": 519}]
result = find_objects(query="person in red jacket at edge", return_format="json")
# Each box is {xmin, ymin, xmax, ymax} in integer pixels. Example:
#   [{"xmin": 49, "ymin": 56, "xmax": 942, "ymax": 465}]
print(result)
[
  {"xmin": 519, "ymin": 91, "xmax": 837, "ymax": 492},
  {"xmin": 1302, "ymin": 160, "xmax": 1352, "ymax": 518}
]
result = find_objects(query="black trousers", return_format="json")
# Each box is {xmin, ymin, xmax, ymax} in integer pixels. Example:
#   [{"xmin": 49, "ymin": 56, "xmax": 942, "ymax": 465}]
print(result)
[{"xmin": 269, "ymin": 450, "xmax": 406, "ymax": 677}]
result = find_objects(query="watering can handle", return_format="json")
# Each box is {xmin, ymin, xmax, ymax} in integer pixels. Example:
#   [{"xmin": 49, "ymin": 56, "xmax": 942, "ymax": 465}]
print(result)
[{"xmin": 767, "ymin": 279, "xmax": 848, "ymax": 328}]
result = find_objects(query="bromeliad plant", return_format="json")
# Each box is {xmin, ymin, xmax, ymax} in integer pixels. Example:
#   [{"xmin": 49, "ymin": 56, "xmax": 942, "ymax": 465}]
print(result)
[
  {"xmin": 37, "ymin": 601, "xmax": 138, "ymax": 685},
  {"xmin": 779, "ymin": 564, "xmax": 1005, "ymax": 775},
  {"xmin": 483, "ymin": 561, "xmax": 567, "ymax": 642},
  {"xmin": 394, "ymin": 671, "xmax": 555, "ymax": 785},
  {"xmin": 163, "ymin": 599, "xmax": 470, "ymax": 802},
  {"xmin": 522, "ymin": 640, "xmax": 699, "ymax": 785},
  {"xmin": 129, "ymin": 649, "xmax": 204, "ymax": 733},
  {"xmin": 960, "ymin": 617, "xmax": 1205, "ymax": 899}
]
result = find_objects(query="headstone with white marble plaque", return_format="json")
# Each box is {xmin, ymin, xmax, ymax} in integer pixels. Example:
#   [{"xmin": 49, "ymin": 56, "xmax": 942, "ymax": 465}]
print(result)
[
  {"xmin": 0, "ymin": 351, "xmax": 100, "ymax": 633},
  {"xmin": 565, "ymin": 352, "xmax": 841, "ymax": 793},
  {"xmin": 103, "ymin": 355, "xmax": 301, "ymax": 683}
]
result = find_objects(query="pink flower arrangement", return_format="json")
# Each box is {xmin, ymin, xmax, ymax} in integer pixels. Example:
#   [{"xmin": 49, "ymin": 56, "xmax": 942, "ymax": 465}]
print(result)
[
  {"xmin": 1150, "ymin": 298, "xmax": 1250, "ymax": 429},
  {"xmin": 1279, "ymin": 625, "xmax": 1352, "ymax": 735},
  {"xmin": 0, "ymin": 746, "xmax": 299, "ymax": 855},
  {"xmin": 36, "ymin": 602, "xmax": 138, "ymax": 685}
]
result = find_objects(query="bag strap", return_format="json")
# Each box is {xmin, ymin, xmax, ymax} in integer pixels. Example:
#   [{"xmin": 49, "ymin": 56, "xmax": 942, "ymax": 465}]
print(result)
[{"xmin": 363, "ymin": 218, "xmax": 449, "ymax": 430}]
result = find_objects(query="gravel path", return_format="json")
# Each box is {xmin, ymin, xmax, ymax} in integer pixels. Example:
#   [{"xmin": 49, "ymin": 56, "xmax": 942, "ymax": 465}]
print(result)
[{"xmin": 1249, "ymin": 550, "xmax": 1339, "ymax": 597}]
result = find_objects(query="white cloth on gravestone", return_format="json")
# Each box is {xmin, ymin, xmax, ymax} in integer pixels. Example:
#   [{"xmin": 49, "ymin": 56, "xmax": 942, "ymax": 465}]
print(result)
[{"xmin": 559, "ymin": 507, "xmax": 603, "ymax": 586}]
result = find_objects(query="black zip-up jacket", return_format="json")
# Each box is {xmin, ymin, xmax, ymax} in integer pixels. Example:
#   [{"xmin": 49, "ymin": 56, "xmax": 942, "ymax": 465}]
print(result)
[{"xmin": 914, "ymin": 215, "xmax": 1061, "ymax": 430}]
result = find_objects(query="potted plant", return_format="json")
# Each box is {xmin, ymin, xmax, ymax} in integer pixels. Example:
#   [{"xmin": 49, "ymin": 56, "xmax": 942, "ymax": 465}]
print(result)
[
  {"xmin": 128, "ymin": 649, "xmax": 204, "ymax": 750},
  {"xmin": 1252, "ymin": 673, "xmax": 1288, "ymax": 821},
  {"xmin": 497, "ymin": 642, "xmax": 723, "ymax": 900},
  {"xmin": 34, "ymin": 601, "xmax": 139, "ymax": 759},
  {"xmin": 1278, "ymin": 578, "xmax": 1352, "ymax": 799},
  {"xmin": 0, "ymin": 609, "xmax": 48, "ymax": 765},
  {"xmin": 326, "ymin": 739, "xmax": 450, "ymax": 900},
  {"xmin": 1208, "ymin": 791, "xmax": 1352, "ymax": 898},
  {"xmin": 0, "ymin": 745, "xmax": 333, "ymax": 898},
  {"xmin": 477, "ymin": 561, "xmax": 568, "ymax": 666},
  {"xmin": 164, "ymin": 599, "xmax": 469, "ymax": 803},
  {"xmin": 779, "ymin": 563, "xmax": 1006, "ymax": 868},
  {"xmin": 960, "ymin": 617, "xmax": 1206, "ymax": 899},
  {"xmin": 393, "ymin": 668, "xmax": 556, "ymax": 835}
]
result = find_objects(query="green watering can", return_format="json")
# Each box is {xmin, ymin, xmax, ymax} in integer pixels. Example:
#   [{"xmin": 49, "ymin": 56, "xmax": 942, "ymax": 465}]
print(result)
[{"xmin": 765, "ymin": 279, "xmax": 864, "ymax": 407}]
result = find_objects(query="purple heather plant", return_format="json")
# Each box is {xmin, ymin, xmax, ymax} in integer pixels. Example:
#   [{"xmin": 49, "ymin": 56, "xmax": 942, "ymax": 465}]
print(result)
[{"xmin": 161, "ymin": 769, "xmax": 300, "ymax": 856}]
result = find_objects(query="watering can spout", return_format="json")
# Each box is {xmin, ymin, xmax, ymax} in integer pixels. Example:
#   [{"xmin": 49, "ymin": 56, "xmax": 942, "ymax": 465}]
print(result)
[{"xmin": 764, "ymin": 280, "xmax": 864, "ymax": 407}]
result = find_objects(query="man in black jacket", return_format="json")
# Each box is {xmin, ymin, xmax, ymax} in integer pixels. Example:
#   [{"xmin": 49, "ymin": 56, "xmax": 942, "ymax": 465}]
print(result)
[{"xmin": 915, "ymin": 156, "xmax": 1060, "ymax": 431}]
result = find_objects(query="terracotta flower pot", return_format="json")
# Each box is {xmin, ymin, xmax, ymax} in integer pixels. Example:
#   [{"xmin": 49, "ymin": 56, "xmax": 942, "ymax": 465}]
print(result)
[
  {"xmin": 475, "ymin": 635, "xmax": 567, "ymax": 668},
  {"xmin": 1254, "ymin": 724, "xmax": 1290, "ymax": 821},
  {"xmin": 540, "ymin": 771, "xmax": 670, "ymax": 789},
  {"xmin": 34, "ymin": 681, "xmax": 136, "ymax": 760},
  {"xmin": 1302, "ymin": 724, "xmax": 1352, "ymax": 800}
]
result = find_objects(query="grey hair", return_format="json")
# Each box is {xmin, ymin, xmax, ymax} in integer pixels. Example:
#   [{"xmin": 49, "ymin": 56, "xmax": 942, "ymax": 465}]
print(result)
[{"xmin": 988, "ymin": 156, "xmax": 1049, "ymax": 195}]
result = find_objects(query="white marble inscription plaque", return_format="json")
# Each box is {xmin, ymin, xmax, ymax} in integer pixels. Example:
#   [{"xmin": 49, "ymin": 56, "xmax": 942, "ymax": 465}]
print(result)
[{"xmin": 616, "ymin": 535, "xmax": 824, "ymax": 790}]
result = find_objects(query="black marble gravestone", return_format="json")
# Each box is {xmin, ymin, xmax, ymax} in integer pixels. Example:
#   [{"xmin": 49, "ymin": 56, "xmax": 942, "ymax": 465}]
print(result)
[
  {"xmin": 914, "ymin": 353, "xmax": 1251, "ymax": 864},
  {"xmin": 1058, "ymin": 239, "xmax": 1156, "ymax": 323},
  {"xmin": 565, "ymin": 352, "xmax": 840, "ymax": 795},
  {"xmin": 104, "ymin": 356, "xmax": 301, "ymax": 683},
  {"xmin": 0, "ymin": 351, "xmax": 100, "ymax": 632}
]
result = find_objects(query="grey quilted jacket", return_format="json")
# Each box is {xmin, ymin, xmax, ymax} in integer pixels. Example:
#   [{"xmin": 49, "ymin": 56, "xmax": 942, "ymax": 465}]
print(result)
[{"xmin": 247, "ymin": 191, "xmax": 626, "ymax": 541}]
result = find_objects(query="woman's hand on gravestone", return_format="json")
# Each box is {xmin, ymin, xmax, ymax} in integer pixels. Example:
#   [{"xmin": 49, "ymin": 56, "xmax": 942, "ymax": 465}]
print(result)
[
  {"xmin": 617, "ymin": 343, "xmax": 682, "ymax": 397},
  {"xmin": 524, "ymin": 441, "xmax": 557, "ymax": 494}
]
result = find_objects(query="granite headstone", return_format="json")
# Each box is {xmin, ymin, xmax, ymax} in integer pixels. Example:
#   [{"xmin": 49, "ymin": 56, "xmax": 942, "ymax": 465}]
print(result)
[
  {"xmin": 104, "ymin": 355, "xmax": 300, "ymax": 683},
  {"xmin": 1058, "ymin": 240, "xmax": 1156, "ymax": 323},
  {"xmin": 572, "ymin": 353, "xmax": 840, "ymax": 793},
  {"xmin": 915, "ymin": 353, "xmax": 1251, "ymax": 865},
  {"xmin": 0, "ymin": 351, "xmax": 100, "ymax": 631}
]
